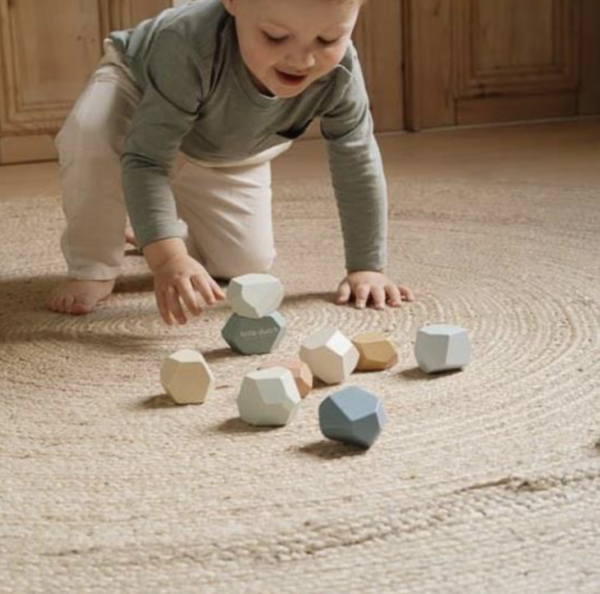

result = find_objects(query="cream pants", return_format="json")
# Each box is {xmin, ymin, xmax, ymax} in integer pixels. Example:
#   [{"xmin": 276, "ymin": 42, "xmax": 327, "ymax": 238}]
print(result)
[{"xmin": 56, "ymin": 39, "xmax": 291, "ymax": 281}]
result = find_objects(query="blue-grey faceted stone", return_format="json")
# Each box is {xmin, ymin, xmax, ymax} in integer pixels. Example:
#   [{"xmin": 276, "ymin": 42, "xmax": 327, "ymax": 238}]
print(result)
[
  {"xmin": 414, "ymin": 324, "xmax": 471, "ymax": 373},
  {"xmin": 319, "ymin": 386, "xmax": 386, "ymax": 448},
  {"xmin": 222, "ymin": 311, "xmax": 287, "ymax": 355}
]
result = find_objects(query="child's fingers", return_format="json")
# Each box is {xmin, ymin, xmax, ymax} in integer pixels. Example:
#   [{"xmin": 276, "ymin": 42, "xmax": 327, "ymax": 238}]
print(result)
[
  {"xmin": 209, "ymin": 278, "xmax": 227, "ymax": 300},
  {"xmin": 354, "ymin": 284, "xmax": 370, "ymax": 309},
  {"xmin": 166, "ymin": 286, "xmax": 187, "ymax": 325},
  {"xmin": 156, "ymin": 289, "xmax": 175, "ymax": 326},
  {"xmin": 336, "ymin": 281, "xmax": 352, "ymax": 304},
  {"xmin": 192, "ymin": 276, "xmax": 216, "ymax": 306},
  {"xmin": 178, "ymin": 279, "xmax": 202, "ymax": 317},
  {"xmin": 371, "ymin": 286, "xmax": 386, "ymax": 310},
  {"xmin": 386, "ymin": 284, "xmax": 402, "ymax": 307},
  {"xmin": 400, "ymin": 285, "xmax": 415, "ymax": 301}
]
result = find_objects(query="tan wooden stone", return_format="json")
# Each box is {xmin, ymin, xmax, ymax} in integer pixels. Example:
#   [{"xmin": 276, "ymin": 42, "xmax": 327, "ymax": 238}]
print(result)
[{"xmin": 352, "ymin": 332, "xmax": 399, "ymax": 372}]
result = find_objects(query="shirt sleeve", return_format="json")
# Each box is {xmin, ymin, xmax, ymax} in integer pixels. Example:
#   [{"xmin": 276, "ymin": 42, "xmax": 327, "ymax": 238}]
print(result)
[
  {"xmin": 320, "ymin": 47, "xmax": 388, "ymax": 273},
  {"xmin": 121, "ymin": 30, "xmax": 204, "ymax": 249}
]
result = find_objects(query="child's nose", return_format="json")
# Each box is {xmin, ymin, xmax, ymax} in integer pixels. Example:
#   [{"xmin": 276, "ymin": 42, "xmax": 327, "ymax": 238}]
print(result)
[{"xmin": 286, "ymin": 50, "xmax": 316, "ymax": 72}]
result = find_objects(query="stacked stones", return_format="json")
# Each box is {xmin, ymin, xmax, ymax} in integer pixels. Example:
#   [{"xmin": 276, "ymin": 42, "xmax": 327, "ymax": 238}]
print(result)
[
  {"xmin": 160, "ymin": 273, "xmax": 472, "ymax": 450},
  {"xmin": 221, "ymin": 274, "xmax": 286, "ymax": 356},
  {"xmin": 226, "ymin": 276, "xmax": 305, "ymax": 428}
]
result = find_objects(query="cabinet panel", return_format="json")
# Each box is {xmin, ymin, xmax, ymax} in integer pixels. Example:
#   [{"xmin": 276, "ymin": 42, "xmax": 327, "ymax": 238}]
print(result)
[
  {"xmin": 0, "ymin": 0, "xmax": 103, "ymax": 132},
  {"xmin": 353, "ymin": 0, "xmax": 404, "ymax": 132},
  {"xmin": 454, "ymin": 0, "xmax": 579, "ymax": 98},
  {"xmin": 579, "ymin": 0, "xmax": 600, "ymax": 114},
  {"xmin": 406, "ymin": 0, "xmax": 595, "ymax": 129},
  {"xmin": 0, "ymin": 0, "xmax": 170, "ymax": 163}
]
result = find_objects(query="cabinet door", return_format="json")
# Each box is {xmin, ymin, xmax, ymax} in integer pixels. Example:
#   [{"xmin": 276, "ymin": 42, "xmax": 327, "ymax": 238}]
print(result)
[
  {"xmin": 405, "ymin": 0, "xmax": 600, "ymax": 129},
  {"xmin": 0, "ymin": 0, "xmax": 170, "ymax": 164},
  {"xmin": 353, "ymin": 0, "xmax": 404, "ymax": 132}
]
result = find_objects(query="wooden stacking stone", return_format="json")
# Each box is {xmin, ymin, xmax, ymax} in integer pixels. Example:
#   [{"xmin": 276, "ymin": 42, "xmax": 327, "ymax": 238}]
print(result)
[
  {"xmin": 299, "ymin": 326, "xmax": 359, "ymax": 385},
  {"xmin": 319, "ymin": 386, "xmax": 386, "ymax": 448},
  {"xmin": 258, "ymin": 359, "xmax": 313, "ymax": 398},
  {"xmin": 237, "ymin": 367, "xmax": 301, "ymax": 426},
  {"xmin": 352, "ymin": 331, "xmax": 399, "ymax": 371},
  {"xmin": 222, "ymin": 312, "xmax": 287, "ymax": 355},
  {"xmin": 226, "ymin": 273, "xmax": 284, "ymax": 319},
  {"xmin": 415, "ymin": 324, "xmax": 471, "ymax": 373},
  {"xmin": 160, "ymin": 349, "xmax": 214, "ymax": 405}
]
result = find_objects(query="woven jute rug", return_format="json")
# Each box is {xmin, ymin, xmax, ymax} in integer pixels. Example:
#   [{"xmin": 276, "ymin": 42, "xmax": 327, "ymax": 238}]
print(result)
[{"xmin": 1, "ymin": 175, "xmax": 599, "ymax": 593}]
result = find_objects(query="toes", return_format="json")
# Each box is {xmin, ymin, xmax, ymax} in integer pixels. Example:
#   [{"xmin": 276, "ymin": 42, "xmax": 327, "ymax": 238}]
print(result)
[
  {"xmin": 69, "ymin": 303, "xmax": 92, "ymax": 315},
  {"xmin": 46, "ymin": 294, "xmax": 63, "ymax": 313},
  {"xmin": 62, "ymin": 294, "xmax": 75, "ymax": 314},
  {"xmin": 70, "ymin": 303, "xmax": 92, "ymax": 315},
  {"xmin": 67, "ymin": 296, "xmax": 93, "ymax": 315}
]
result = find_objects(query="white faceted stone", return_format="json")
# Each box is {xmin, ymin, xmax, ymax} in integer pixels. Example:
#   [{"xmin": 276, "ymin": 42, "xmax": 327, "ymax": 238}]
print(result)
[
  {"xmin": 160, "ymin": 349, "xmax": 215, "ymax": 404},
  {"xmin": 299, "ymin": 326, "xmax": 359, "ymax": 385},
  {"xmin": 415, "ymin": 324, "xmax": 471, "ymax": 374},
  {"xmin": 237, "ymin": 367, "xmax": 301, "ymax": 426},
  {"xmin": 227, "ymin": 274, "xmax": 284, "ymax": 319}
]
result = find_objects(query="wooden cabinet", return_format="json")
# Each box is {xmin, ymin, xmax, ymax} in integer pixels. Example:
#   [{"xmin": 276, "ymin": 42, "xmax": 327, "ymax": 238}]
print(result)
[
  {"xmin": 353, "ymin": 0, "xmax": 404, "ymax": 132},
  {"xmin": 405, "ymin": 0, "xmax": 600, "ymax": 129},
  {"xmin": 1, "ymin": 0, "xmax": 598, "ymax": 163},
  {"xmin": 0, "ymin": 0, "xmax": 170, "ymax": 164}
]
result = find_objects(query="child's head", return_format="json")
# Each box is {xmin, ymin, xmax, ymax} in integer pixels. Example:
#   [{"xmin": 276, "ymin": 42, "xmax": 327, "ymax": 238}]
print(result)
[{"xmin": 221, "ymin": 0, "xmax": 365, "ymax": 98}]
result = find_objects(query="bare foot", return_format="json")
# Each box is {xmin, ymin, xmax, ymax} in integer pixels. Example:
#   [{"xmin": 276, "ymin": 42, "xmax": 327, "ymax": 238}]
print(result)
[{"xmin": 46, "ymin": 279, "xmax": 116, "ymax": 315}]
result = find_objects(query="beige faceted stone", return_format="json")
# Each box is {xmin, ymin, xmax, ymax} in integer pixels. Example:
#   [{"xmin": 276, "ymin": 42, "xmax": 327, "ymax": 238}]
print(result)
[
  {"xmin": 160, "ymin": 349, "xmax": 215, "ymax": 405},
  {"xmin": 226, "ymin": 274, "xmax": 284, "ymax": 319},
  {"xmin": 299, "ymin": 326, "xmax": 359, "ymax": 385},
  {"xmin": 258, "ymin": 359, "xmax": 313, "ymax": 398},
  {"xmin": 237, "ymin": 367, "xmax": 301, "ymax": 426},
  {"xmin": 352, "ymin": 332, "xmax": 399, "ymax": 372},
  {"xmin": 415, "ymin": 324, "xmax": 471, "ymax": 373}
]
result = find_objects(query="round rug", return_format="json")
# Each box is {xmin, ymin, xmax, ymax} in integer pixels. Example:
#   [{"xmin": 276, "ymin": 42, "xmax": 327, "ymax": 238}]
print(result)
[{"xmin": 1, "ymin": 177, "xmax": 599, "ymax": 593}]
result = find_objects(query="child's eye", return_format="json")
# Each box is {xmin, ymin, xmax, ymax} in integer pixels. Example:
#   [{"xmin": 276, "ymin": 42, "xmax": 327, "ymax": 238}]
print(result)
[
  {"xmin": 263, "ymin": 32, "xmax": 288, "ymax": 43},
  {"xmin": 318, "ymin": 37, "xmax": 339, "ymax": 46}
]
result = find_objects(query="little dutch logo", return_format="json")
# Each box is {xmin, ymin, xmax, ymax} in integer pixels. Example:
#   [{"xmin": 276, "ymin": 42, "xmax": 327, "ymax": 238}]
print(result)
[{"xmin": 240, "ymin": 327, "xmax": 277, "ymax": 339}]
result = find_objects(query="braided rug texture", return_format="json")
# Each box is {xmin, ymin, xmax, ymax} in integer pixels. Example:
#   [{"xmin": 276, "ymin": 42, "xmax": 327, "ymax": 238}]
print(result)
[{"xmin": 1, "ymin": 177, "xmax": 599, "ymax": 593}]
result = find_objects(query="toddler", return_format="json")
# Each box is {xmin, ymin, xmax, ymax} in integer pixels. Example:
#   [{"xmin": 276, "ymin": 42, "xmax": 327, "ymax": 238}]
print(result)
[{"xmin": 47, "ymin": 0, "xmax": 414, "ymax": 325}]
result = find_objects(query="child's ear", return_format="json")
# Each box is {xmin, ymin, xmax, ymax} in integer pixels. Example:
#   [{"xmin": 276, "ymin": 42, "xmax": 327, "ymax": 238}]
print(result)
[{"xmin": 221, "ymin": 0, "xmax": 237, "ymax": 16}]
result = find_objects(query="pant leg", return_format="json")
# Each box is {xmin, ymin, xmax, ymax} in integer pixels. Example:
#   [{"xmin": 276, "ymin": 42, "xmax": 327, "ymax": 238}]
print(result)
[
  {"xmin": 56, "ymin": 40, "xmax": 142, "ymax": 280},
  {"xmin": 171, "ymin": 149, "xmax": 289, "ymax": 280}
]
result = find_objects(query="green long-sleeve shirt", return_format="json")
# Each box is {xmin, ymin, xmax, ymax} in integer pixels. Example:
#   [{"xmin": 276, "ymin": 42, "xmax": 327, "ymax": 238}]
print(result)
[{"xmin": 110, "ymin": 0, "xmax": 387, "ymax": 271}]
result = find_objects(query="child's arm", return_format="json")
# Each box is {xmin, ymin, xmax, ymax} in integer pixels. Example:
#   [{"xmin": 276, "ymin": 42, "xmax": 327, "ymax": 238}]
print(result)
[
  {"xmin": 143, "ymin": 238, "xmax": 225, "ymax": 325},
  {"xmin": 119, "ymin": 31, "xmax": 222, "ymax": 324},
  {"xmin": 321, "ymin": 44, "xmax": 414, "ymax": 309}
]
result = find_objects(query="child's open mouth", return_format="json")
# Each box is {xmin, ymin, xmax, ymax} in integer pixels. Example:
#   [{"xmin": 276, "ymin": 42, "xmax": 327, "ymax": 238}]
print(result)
[{"xmin": 275, "ymin": 69, "xmax": 308, "ymax": 86}]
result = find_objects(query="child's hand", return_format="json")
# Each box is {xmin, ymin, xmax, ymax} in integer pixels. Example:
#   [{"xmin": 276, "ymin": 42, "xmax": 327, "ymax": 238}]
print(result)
[
  {"xmin": 143, "ymin": 238, "xmax": 225, "ymax": 325},
  {"xmin": 335, "ymin": 270, "xmax": 415, "ymax": 310},
  {"xmin": 152, "ymin": 254, "xmax": 226, "ymax": 325}
]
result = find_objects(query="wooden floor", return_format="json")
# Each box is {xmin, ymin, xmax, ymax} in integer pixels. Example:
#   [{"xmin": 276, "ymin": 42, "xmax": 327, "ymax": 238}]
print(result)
[{"xmin": 0, "ymin": 119, "xmax": 598, "ymax": 202}]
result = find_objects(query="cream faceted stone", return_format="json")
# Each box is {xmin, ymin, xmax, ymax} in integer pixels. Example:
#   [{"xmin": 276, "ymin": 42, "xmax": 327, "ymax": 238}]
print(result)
[
  {"xmin": 237, "ymin": 367, "xmax": 301, "ymax": 426},
  {"xmin": 160, "ymin": 349, "xmax": 215, "ymax": 404},
  {"xmin": 299, "ymin": 326, "xmax": 359, "ymax": 385},
  {"xmin": 415, "ymin": 324, "xmax": 471, "ymax": 374},
  {"xmin": 226, "ymin": 274, "xmax": 284, "ymax": 319},
  {"xmin": 352, "ymin": 332, "xmax": 399, "ymax": 371},
  {"xmin": 258, "ymin": 359, "xmax": 313, "ymax": 398}
]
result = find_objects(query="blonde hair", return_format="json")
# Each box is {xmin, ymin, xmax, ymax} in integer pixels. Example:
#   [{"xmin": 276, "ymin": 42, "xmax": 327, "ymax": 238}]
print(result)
[{"xmin": 326, "ymin": 0, "xmax": 368, "ymax": 5}]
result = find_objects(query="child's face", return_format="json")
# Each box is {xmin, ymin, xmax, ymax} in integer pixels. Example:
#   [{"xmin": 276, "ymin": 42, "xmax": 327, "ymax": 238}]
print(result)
[{"xmin": 222, "ymin": 0, "xmax": 360, "ymax": 98}]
